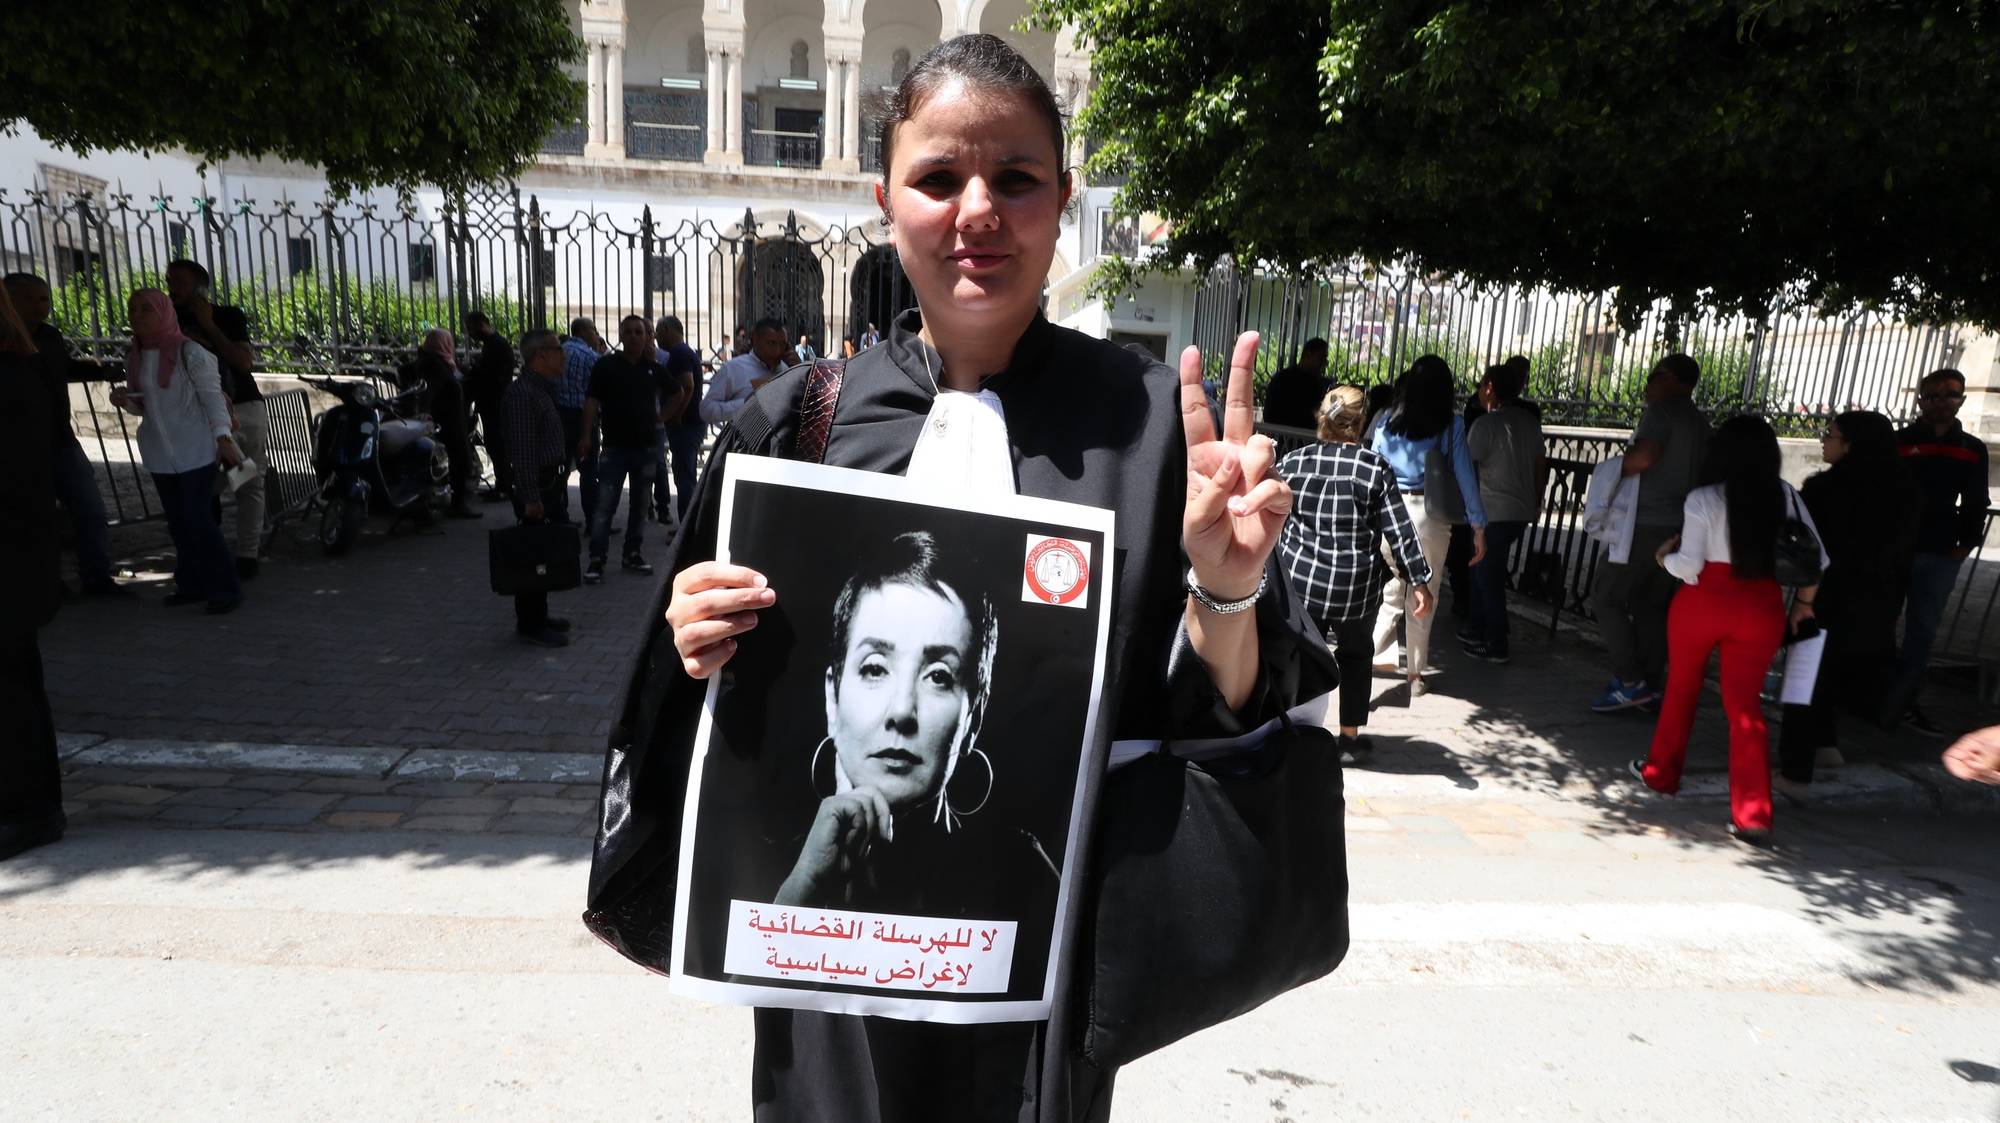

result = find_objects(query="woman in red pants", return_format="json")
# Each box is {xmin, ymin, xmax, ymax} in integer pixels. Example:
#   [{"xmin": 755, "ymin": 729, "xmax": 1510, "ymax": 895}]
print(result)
[{"xmin": 1630, "ymin": 416, "xmax": 1825, "ymax": 842}]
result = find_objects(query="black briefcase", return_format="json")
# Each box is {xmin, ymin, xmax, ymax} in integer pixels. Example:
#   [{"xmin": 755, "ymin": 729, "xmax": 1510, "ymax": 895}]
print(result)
[{"xmin": 488, "ymin": 522, "xmax": 582, "ymax": 595}]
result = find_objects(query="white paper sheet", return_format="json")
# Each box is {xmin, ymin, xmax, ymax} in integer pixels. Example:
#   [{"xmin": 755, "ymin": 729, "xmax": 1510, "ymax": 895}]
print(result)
[{"xmin": 1781, "ymin": 631, "xmax": 1827, "ymax": 706}]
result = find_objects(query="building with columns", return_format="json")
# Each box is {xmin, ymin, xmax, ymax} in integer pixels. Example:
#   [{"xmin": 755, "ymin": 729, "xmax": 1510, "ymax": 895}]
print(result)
[{"xmin": 554, "ymin": 0, "xmax": 1091, "ymax": 177}]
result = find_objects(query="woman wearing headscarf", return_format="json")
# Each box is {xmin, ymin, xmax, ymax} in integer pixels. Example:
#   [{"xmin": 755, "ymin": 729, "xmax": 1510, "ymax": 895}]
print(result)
[
  {"xmin": 587, "ymin": 33, "xmax": 1335, "ymax": 1123},
  {"xmin": 1774, "ymin": 410, "xmax": 1920, "ymax": 793},
  {"xmin": 1278, "ymin": 385, "xmax": 1435, "ymax": 758},
  {"xmin": 109, "ymin": 289, "xmax": 242, "ymax": 614}
]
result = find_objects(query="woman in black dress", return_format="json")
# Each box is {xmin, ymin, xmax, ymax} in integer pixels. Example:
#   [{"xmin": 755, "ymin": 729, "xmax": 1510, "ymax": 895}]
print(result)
[
  {"xmin": 588, "ymin": 33, "xmax": 1335, "ymax": 1123},
  {"xmin": 1774, "ymin": 410, "xmax": 1920, "ymax": 790}
]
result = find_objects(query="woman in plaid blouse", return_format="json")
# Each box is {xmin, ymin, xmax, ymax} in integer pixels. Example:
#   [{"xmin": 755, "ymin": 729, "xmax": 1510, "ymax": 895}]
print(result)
[{"xmin": 1277, "ymin": 385, "xmax": 1435, "ymax": 758}]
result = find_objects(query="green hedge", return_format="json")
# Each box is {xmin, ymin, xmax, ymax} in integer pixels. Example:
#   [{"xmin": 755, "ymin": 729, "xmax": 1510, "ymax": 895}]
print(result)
[{"xmin": 47, "ymin": 271, "xmax": 524, "ymax": 374}]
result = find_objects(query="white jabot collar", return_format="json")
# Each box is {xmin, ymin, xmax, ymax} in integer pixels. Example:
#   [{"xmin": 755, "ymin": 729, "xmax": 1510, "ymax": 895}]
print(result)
[{"xmin": 905, "ymin": 389, "xmax": 1015, "ymax": 496}]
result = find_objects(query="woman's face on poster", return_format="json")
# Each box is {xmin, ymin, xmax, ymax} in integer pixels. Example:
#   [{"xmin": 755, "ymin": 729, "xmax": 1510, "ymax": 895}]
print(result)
[{"xmin": 826, "ymin": 581, "xmax": 976, "ymax": 813}]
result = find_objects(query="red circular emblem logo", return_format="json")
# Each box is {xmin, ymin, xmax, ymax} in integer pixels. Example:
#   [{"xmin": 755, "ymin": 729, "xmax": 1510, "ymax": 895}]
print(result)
[{"xmin": 1024, "ymin": 538, "xmax": 1090, "ymax": 606}]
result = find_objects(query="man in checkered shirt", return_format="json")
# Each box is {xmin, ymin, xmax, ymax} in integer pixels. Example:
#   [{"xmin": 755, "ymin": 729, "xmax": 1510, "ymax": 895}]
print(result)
[{"xmin": 1276, "ymin": 384, "xmax": 1435, "ymax": 757}]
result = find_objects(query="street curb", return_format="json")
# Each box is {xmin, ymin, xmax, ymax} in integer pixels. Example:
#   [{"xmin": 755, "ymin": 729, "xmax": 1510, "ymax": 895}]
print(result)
[
  {"xmin": 60, "ymin": 735, "xmax": 604, "ymax": 787},
  {"xmin": 1341, "ymin": 760, "xmax": 2000, "ymax": 817},
  {"xmin": 64, "ymin": 733, "xmax": 1997, "ymax": 816}
]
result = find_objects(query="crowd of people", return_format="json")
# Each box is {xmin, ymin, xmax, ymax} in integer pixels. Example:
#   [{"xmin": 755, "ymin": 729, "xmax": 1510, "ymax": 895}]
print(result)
[
  {"xmin": 1269, "ymin": 340, "xmax": 1994, "ymax": 842},
  {"xmin": 4, "ymin": 35, "xmax": 2000, "ymax": 1123}
]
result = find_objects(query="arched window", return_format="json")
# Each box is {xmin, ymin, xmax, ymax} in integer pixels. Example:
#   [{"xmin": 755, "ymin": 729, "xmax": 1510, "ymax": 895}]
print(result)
[
  {"xmin": 891, "ymin": 47, "xmax": 911, "ymax": 83},
  {"xmin": 687, "ymin": 35, "xmax": 705, "ymax": 74},
  {"xmin": 790, "ymin": 40, "xmax": 809, "ymax": 79}
]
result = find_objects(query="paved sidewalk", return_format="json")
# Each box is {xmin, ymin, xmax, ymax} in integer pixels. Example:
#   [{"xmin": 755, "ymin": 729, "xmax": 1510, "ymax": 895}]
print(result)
[
  {"xmin": 46, "ymin": 504, "xmax": 1999, "ymax": 818},
  {"xmin": 45, "ymin": 485, "xmax": 665, "ymax": 754}
]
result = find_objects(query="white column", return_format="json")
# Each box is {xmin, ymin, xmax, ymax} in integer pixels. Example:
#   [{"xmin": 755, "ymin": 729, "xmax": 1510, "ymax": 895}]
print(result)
[
  {"xmin": 605, "ymin": 43, "xmax": 625, "ymax": 157},
  {"xmin": 724, "ymin": 49, "xmax": 744, "ymax": 163},
  {"xmin": 821, "ymin": 56, "xmax": 843, "ymax": 171},
  {"xmin": 705, "ymin": 49, "xmax": 724, "ymax": 160},
  {"xmin": 585, "ymin": 41, "xmax": 606, "ymax": 146},
  {"xmin": 840, "ymin": 57, "xmax": 861, "ymax": 169}
]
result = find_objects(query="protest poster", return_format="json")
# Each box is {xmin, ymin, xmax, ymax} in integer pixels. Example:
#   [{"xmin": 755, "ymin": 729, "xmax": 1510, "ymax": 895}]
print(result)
[{"xmin": 668, "ymin": 454, "xmax": 1115, "ymax": 1023}]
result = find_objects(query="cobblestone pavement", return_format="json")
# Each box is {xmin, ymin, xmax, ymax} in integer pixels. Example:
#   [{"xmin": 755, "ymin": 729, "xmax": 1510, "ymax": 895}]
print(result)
[{"xmin": 44, "ymin": 483, "xmax": 667, "ymax": 755}]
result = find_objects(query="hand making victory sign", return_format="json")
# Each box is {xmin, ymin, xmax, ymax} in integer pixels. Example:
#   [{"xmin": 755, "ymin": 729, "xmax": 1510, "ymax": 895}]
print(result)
[
  {"xmin": 1179, "ymin": 331, "xmax": 1292, "ymax": 710},
  {"xmin": 1182, "ymin": 331, "xmax": 1292, "ymax": 599}
]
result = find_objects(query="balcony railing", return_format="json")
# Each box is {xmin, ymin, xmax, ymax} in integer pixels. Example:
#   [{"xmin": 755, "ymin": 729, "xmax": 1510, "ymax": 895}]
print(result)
[
  {"xmin": 627, "ymin": 121, "xmax": 704, "ymax": 163},
  {"xmin": 747, "ymin": 129, "xmax": 822, "ymax": 169},
  {"xmin": 541, "ymin": 121, "xmax": 587, "ymax": 156}
]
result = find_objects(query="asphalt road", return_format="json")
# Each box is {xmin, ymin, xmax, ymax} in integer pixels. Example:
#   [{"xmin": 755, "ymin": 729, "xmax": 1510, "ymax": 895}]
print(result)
[{"xmin": 4, "ymin": 794, "xmax": 1995, "ymax": 1123}]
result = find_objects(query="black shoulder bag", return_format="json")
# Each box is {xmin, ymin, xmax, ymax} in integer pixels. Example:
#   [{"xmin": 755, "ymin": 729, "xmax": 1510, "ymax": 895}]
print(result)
[
  {"xmin": 1081, "ymin": 713, "xmax": 1349, "ymax": 1066},
  {"xmin": 1774, "ymin": 486, "xmax": 1824, "ymax": 588}
]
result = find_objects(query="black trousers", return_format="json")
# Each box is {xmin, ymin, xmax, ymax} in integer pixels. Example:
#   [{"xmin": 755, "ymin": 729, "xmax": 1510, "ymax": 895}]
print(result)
[
  {"xmin": 508, "ymin": 471, "xmax": 570, "ymax": 634},
  {"xmin": 1444, "ymin": 522, "xmax": 1475, "ymax": 615},
  {"xmin": 1315, "ymin": 612, "xmax": 1376, "ymax": 730},
  {"xmin": 474, "ymin": 391, "xmax": 510, "ymax": 495},
  {"xmin": 0, "ymin": 627, "xmax": 62, "ymax": 824},
  {"xmin": 558, "ymin": 406, "xmax": 598, "ymax": 527},
  {"xmin": 1776, "ymin": 636, "xmax": 1899, "ymax": 783},
  {"xmin": 428, "ymin": 378, "xmax": 476, "ymax": 506}
]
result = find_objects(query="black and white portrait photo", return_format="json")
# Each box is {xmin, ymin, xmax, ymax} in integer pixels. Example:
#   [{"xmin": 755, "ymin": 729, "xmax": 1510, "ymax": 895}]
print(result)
[{"xmin": 669, "ymin": 456, "xmax": 1114, "ymax": 1023}]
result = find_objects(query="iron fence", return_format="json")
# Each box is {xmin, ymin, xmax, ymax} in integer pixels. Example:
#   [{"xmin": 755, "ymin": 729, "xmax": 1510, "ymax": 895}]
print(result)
[
  {"xmin": 0, "ymin": 185, "xmax": 914, "ymax": 381},
  {"xmin": 1203, "ymin": 263, "xmax": 1965, "ymax": 435},
  {"xmin": 11, "ymin": 180, "xmax": 1995, "ymax": 674}
]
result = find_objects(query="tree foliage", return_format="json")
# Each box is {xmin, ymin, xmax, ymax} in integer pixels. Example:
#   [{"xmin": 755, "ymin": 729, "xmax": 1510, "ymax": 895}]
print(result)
[
  {"xmin": 2, "ymin": 0, "xmax": 582, "ymax": 195},
  {"xmin": 1037, "ymin": 0, "xmax": 2000, "ymax": 329}
]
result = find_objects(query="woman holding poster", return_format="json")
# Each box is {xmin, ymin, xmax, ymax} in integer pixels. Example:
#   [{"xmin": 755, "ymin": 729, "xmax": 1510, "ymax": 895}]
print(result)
[{"xmin": 586, "ymin": 32, "xmax": 1338, "ymax": 1123}]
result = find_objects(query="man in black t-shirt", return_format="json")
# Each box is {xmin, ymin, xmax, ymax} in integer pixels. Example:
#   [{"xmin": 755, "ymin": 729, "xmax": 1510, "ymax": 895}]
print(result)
[
  {"xmin": 464, "ymin": 310, "xmax": 517, "ymax": 501},
  {"xmin": 580, "ymin": 315, "xmax": 668, "ymax": 582},
  {"xmin": 1261, "ymin": 338, "xmax": 1330, "ymax": 430},
  {"xmin": 166, "ymin": 260, "xmax": 266, "ymax": 579}
]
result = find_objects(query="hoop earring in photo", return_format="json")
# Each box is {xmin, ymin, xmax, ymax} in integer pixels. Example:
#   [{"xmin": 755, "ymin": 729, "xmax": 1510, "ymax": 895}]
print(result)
[
  {"xmin": 810, "ymin": 736, "xmax": 838, "ymax": 798},
  {"xmin": 945, "ymin": 748, "xmax": 993, "ymax": 818}
]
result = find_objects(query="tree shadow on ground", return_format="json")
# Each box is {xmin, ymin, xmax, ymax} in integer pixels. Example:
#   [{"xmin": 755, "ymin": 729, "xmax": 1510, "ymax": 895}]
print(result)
[
  {"xmin": 0, "ymin": 816, "xmax": 593, "ymax": 908},
  {"xmin": 1398, "ymin": 618, "xmax": 2000, "ymax": 998}
]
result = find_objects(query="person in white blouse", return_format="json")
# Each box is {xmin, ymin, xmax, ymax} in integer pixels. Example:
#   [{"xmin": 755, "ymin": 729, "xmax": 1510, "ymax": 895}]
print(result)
[
  {"xmin": 109, "ymin": 289, "xmax": 244, "ymax": 614},
  {"xmin": 1629, "ymin": 415, "xmax": 1825, "ymax": 841}
]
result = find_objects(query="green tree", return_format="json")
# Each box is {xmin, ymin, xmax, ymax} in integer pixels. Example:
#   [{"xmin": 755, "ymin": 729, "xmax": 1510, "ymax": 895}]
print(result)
[
  {"xmin": 2, "ymin": 0, "xmax": 582, "ymax": 194},
  {"xmin": 1038, "ymin": 0, "xmax": 2000, "ymax": 330}
]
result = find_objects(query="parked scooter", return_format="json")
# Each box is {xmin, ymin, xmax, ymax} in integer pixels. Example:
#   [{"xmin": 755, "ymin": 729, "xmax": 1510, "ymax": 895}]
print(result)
[{"xmin": 305, "ymin": 376, "xmax": 447, "ymax": 555}]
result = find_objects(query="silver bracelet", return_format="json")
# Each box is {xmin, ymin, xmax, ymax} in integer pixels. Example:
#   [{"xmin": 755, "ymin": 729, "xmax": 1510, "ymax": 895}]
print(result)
[{"xmin": 1186, "ymin": 567, "xmax": 1265, "ymax": 615}]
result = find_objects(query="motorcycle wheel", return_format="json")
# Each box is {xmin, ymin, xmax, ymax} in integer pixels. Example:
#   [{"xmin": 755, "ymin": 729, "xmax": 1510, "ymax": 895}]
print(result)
[{"xmin": 320, "ymin": 497, "xmax": 366, "ymax": 556}]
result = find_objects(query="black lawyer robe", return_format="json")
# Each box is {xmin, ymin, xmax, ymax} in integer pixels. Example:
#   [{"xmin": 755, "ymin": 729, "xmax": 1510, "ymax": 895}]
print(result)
[{"xmin": 585, "ymin": 310, "xmax": 1337, "ymax": 1122}]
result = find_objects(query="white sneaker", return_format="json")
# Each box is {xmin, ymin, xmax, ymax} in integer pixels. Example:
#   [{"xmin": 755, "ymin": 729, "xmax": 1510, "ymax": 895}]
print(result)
[{"xmin": 1409, "ymin": 677, "xmax": 1429, "ymax": 698}]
